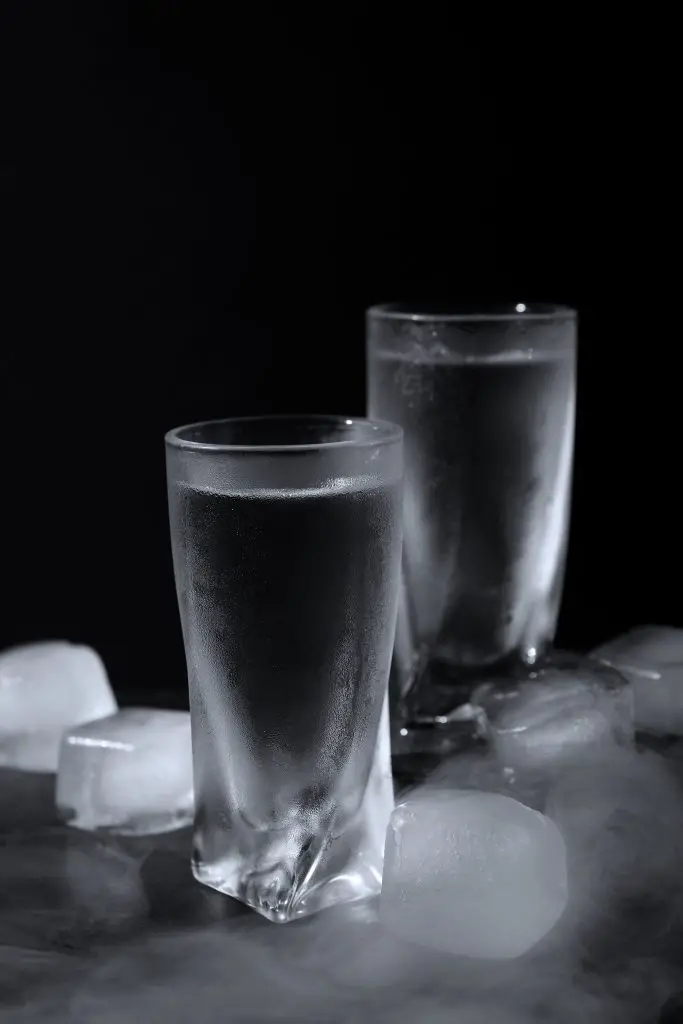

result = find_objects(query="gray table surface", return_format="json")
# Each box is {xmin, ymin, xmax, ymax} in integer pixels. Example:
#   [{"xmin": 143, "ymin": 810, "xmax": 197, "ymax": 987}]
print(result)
[{"xmin": 1, "ymin": 766, "xmax": 681, "ymax": 1023}]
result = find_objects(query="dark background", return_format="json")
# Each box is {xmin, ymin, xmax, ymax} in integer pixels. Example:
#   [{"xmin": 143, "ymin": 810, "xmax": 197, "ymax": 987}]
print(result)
[{"xmin": 0, "ymin": 9, "xmax": 678, "ymax": 704}]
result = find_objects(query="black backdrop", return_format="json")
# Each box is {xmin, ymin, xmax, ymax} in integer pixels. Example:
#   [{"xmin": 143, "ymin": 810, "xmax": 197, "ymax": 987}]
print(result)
[{"xmin": 1, "ymin": 8, "xmax": 679, "ymax": 705}]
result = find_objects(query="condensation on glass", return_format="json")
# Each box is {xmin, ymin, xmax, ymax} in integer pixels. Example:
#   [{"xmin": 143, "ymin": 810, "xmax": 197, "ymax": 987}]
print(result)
[
  {"xmin": 367, "ymin": 303, "xmax": 577, "ymax": 747},
  {"xmin": 166, "ymin": 416, "xmax": 403, "ymax": 922}
]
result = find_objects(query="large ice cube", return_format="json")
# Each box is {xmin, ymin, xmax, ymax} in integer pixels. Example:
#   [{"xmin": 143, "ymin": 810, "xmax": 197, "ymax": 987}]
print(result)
[
  {"xmin": 56, "ymin": 708, "xmax": 194, "ymax": 835},
  {"xmin": 592, "ymin": 625, "xmax": 683, "ymax": 735},
  {"xmin": 473, "ymin": 654, "xmax": 633, "ymax": 777},
  {"xmin": 0, "ymin": 641, "xmax": 117, "ymax": 771},
  {"xmin": 379, "ymin": 790, "xmax": 568, "ymax": 959}
]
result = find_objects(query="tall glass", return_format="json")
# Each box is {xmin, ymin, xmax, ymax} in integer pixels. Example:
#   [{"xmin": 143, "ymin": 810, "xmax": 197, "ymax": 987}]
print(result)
[
  {"xmin": 367, "ymin": 303, "xmax": 576, "ymax": 751},
  {"xmin": 165, "ymin": 416, "xmax": 403, "ymax": 922}
]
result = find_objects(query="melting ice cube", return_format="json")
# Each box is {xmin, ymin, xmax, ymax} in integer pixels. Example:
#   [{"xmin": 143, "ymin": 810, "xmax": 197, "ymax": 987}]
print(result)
[
  {"xmin": 56, "ymin": 708, "xmax": 194, "ymax": 835},
  {"xmin": 379, "ymin": 790, "xmax": 568, "ymax": 959},
  {"xmin": 592, "ymin": 625, "xmax": 683, "ymax": 735},
  {"xmin": 472, "ymin": 654, "xmax": 633, "ymax": 777},
  {"xmin": 0, "ymin": 641, "xmax": 117, "ymax": 771}
]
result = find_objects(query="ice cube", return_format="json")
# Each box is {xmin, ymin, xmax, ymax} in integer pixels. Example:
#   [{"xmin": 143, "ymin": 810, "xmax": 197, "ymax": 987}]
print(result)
[
  {"xmin": 56, "ymin": 708, "xmax": 194, "ymax": 835},
  {"xmin": 379, "ymin": 790, "xmax": 568, "ymax": 959},
  {"xmin": 472, "ymin": 654, "xmax": 633, "ymax": 777},
  {"xmin": 0, "ymin": 641, "xmax": 117, "ymax": 771},
  {"xmin": 592, "ymin": 625, "xmax": 683, "ymax": 735}
]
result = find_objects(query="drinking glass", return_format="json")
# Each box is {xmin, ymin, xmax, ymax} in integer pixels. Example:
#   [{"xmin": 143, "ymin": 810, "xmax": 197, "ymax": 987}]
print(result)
[
  {"xmin": 367, "ymin": 303, "xmax": 577, "ymax": 753},
  {"xmin": 166, "ymin": 415, "xmax": 403, "ymax": 922}
]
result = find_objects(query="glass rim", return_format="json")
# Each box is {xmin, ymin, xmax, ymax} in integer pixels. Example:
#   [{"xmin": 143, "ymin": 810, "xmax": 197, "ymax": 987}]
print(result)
[
  {"xmin": 165, "ymin": 414, "xmax": 403, "ymax": 454},
  {"xmin": 367, "ymin": 302, "xmax": 577, "ymax": 324}
]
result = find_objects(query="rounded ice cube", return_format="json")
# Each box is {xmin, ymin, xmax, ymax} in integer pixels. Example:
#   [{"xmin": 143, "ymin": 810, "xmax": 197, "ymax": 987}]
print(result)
[
  {"xmin": 0, "ymin": 640, "xmax": 117, "ymax": 771},
  {"xmin": 379, "ymin": 790, "xmax": 568, "ymax": 959},
  {"xmin": 592, "ymin": 625, "xmax": 683, "ymax": 735},
  {"xmin": 473, "ymin": 653, "xmax": 633, "ymax": 776}
]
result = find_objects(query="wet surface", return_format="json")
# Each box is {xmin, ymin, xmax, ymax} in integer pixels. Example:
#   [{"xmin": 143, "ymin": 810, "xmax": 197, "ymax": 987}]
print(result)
[{"xmin": 1, "ymin": 766, "xmax": 682, "ymax": 1022}]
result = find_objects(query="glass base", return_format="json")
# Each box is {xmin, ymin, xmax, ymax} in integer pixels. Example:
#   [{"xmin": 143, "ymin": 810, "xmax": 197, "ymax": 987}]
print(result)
[
  {"xmin": 191, "ymin": 786, "xmax": 390, "ymax": 924},
  {"xmin": 390, "ymin": 648, "xmax": 635, "ymax": 796},
  {"xmin": 391, "ymin": 713, "xmax": 483, "ymax": 759},
  {"xmin": 192, "ymin": 851, "xmax": 382, "ymax": 924},
  {"xmin": 191, "ymin": 705, "xmax": 395, "ymax": 924},
  {"xmin": 390, "ymin": 650, "xmax": 530, "ymax": 758}
]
